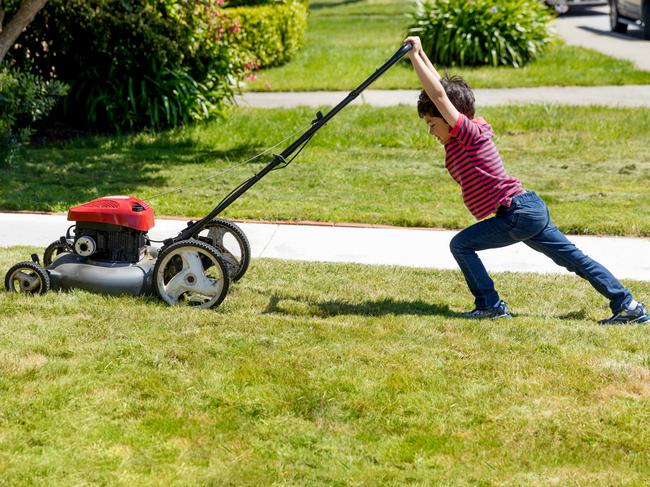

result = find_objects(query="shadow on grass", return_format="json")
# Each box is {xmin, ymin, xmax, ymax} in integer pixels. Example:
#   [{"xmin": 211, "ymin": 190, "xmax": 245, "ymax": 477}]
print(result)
[
  {"xmin": 557, "ymin": 309, "xmax": 590, "ymax": 320},
  {"xmin": 310, "ymin": 0, "xmax": 364, "ymax": 10},
  {"xmin": 263, "ymin": 293, "xmax": 596, "ymax": 322},
  {"xmin": 264, "ymin": 294, "xmax": 454, "ymax": 318},
  {"xmin": 0, "ymin": 141, "xmax": 266, "ymax": 212}
]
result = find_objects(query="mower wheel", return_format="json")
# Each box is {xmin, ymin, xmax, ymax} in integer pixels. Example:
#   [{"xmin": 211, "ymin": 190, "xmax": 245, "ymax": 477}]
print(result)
[
  {"xmin": 195, "ymin": 218, "xmax": 251, "ymax": 282},
  {"xmin": 5, "ymin": 261, "xmax": 51, "ymax": 295},
  {"xmin": 43, "ymin": 240, "xmax": 72, "ymax": 267},
  {"xmin": 153, "ymin": 239, "xmax": 230, "ymax": 309}
]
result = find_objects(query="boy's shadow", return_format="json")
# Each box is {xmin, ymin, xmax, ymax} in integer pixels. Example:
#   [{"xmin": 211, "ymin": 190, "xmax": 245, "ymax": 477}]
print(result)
[
  {"xmin": 262, "ymin": 294, "xmax": 589, "ymax": 321},
  {"xmin": 263, "ymin": 294, "xmax": 454, "ymax": 318}
]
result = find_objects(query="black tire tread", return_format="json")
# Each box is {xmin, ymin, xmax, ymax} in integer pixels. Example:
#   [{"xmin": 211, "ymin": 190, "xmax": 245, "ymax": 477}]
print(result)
[
  {"xmin": 196, "ymin": 218, "xmax": 251, "ymax": 282},
  {"xmin": 4, "ymin": 261, "xmax": 51, "ymax": 294},
  {"xmin": 610, "ymin": 0, "xmax": 628, "ymax": 32}
]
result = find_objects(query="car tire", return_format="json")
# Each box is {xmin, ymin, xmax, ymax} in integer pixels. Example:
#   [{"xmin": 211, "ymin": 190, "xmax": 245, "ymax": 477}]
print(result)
[
  {"xmin": 643, "ymin": 2, "xmax": 650, "ymax": 40},
  {"xmin": 609, "ymin": 0, "xmax": 628, "ymax": 33}
]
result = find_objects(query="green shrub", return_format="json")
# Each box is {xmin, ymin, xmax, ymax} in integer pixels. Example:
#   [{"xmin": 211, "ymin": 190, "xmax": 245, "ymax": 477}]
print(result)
[
  {"xmin": 225, "ymin": 1, "xmax": 308, "ymax": 68},
  {"xmin": 226, "ymin": 0, "xmax": 282, "ymax": 5},
  {"xmin": 225, "ymin": 0, "xmax": 308, "ymax": 6},
  {"xmin": 408, "ymin": 0, "xmax": 552, "ymax": 68},
  {"xmin": 0, "ymin": 68, "xmax": 67, "ymax": 165},
  {"xmin": 6, "ymin": 0, "xmax": 252, "ymax": 132}
]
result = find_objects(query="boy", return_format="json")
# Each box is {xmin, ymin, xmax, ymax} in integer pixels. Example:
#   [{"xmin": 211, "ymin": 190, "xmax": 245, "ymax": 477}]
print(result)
[{"xmin": 404, "ymin": 36, "xmax": 647, "ymax": 324}]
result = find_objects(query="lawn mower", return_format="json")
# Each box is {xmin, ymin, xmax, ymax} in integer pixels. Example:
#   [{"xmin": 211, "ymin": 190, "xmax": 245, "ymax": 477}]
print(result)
[{"xmin": 4, "ymin": 43, "xmax": 413, "ymax": 309}]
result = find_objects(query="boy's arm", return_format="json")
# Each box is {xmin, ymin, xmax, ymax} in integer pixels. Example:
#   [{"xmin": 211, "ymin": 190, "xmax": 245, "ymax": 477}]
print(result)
[
  {"xmin": 418, "ymin": 48, "xmax": 440, "ymax": 80},
  {"xmin": 404, "ymin": 36, "xmax": 460, "ymax": 128}
]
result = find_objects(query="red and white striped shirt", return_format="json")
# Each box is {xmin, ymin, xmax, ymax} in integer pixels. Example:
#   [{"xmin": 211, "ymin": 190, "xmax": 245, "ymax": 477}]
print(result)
[{"xmin": 445, "ymin": 114, "xmax": 525, "ymax": 220}]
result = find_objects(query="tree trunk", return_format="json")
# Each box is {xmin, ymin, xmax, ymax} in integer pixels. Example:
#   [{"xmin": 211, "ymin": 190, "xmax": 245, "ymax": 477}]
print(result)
[{"xmin": 0, "ymin": 0, "xmax": 48, "ymax": 63}]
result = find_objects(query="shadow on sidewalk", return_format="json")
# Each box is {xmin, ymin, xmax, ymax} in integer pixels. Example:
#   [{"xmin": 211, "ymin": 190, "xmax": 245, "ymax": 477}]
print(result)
[
  {"xmin": 558, "ymin": 6, "xmax": 607, "ymax": 17},
  {"xmin": 579, "ymin": 25, "xmax": 645, "ymax": 41},
  {"xmin": 263, "ymin": 294, "xmax": 454, "ymax": 318}
]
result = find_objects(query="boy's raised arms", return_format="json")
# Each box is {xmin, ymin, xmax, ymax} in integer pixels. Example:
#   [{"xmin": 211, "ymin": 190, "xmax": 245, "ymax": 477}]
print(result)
[{"xmin": 404, "ymin": 36, "xmax": 460, "ymax": 128}]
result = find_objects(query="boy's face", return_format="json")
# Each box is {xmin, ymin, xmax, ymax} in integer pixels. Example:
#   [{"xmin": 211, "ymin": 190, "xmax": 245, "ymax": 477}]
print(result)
[{"xmin": 423, "ymin": 115, "xmax": 451, "ymax": 145}]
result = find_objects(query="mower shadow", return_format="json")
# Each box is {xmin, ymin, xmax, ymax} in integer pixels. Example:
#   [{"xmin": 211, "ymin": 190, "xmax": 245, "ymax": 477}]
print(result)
[
  {"xmin": 264, "ymin": 294, "xmax": 454, "ymax": 318},
  {"xmin": 0, "ymin": 141, "xmax": 267, "ymax": 212}
]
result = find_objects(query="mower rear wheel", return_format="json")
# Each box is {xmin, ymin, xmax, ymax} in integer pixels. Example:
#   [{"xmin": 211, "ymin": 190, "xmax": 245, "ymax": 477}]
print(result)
[
  {"xmin": 195, "ymin": 218, "xmax": 250, "ymax": 282},
  {"xmin": 43, "ymin": 240, "xmax": 72, "ymax": 267},
  {"xmin": 153, "ymin": 239, "xmax": 230, "ymax": 309},
  {"xmin": 5, "ymin": 261, "xmax": 51, "ymax": 295}
]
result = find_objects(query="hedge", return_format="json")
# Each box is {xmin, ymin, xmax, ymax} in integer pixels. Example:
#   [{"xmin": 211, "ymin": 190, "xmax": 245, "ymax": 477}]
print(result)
[
  {"xmin": 225, "ymin": 0, "xmax": 308, "ymax": 68},
  {"xmin": 225, "ymin": 0, "xmax": 308, "ymax": 7}
]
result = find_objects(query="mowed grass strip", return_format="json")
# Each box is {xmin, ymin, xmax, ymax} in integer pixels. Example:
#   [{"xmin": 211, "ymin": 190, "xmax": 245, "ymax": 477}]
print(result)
[
  {"xmin": 5, "ymin": 105, "xmax": 650, "ymax": 236},
  {"xmin": 246, "ymin": 0, "xmax": 650, "ymax": 91},
  {"xmin": 1, "ymin": 247, "xmax": 650, "ymax": 485}
]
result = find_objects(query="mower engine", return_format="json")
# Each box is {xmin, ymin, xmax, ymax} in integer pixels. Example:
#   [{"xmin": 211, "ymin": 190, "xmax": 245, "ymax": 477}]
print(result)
[
  {"xmin": 45, "ymin": 196, "xmax": 158, "ymax": 297},
  {"xmin": 68, "ymin": 196, "xmax": 153, "ymax": 263}
]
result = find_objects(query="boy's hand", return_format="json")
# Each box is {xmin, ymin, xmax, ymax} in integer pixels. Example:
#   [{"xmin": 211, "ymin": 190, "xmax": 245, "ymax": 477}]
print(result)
[{"xmin": 403, "ymin": 36, "xmax": 423, "ymax": 57}]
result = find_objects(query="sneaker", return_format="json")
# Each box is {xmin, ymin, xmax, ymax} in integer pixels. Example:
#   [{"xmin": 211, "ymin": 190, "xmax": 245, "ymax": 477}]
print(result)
[
  {"xmin": 459, "ymin": 300, "xmax": 511, "ymax": 319},
  {"xmin": 599, "ymin": 302, "xmax": 649, "ymax": 325}
]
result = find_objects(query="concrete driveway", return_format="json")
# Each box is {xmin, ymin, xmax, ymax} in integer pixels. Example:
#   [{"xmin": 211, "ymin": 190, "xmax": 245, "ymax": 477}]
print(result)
[{"xmin": 553, "ymin": 5, "xmax": 650, "ymax": 71}]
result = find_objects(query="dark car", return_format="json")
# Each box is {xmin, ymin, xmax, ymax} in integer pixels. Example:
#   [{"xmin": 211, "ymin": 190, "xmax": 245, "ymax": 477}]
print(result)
[{"xmin": 609, "ymin": 0, "xmax": 650, "ymax": 39}]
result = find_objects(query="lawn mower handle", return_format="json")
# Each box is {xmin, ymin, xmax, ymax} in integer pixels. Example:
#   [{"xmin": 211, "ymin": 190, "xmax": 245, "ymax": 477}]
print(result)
[{"xmin": 170, "ymin": 43, "xmax": 414, "ymax": 245}]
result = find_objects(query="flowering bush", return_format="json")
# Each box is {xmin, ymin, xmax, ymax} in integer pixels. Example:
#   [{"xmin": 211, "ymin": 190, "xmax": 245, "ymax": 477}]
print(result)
[
  {"xmin": 408, "ymin": 0, "xmax": 552, "ymax": 67},
  {"xmin": 7, "ymin": 0, "xmax": 255, "ymax": 131}
]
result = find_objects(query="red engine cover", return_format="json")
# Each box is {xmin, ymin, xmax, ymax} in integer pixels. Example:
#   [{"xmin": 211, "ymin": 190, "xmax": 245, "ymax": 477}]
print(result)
[{"xmin": 67, "ymin": 196, "xmax": 155, "ymax": 232}]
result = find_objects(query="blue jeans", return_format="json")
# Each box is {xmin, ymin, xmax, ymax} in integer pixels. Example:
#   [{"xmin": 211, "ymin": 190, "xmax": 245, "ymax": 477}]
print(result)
[{"xmin": 449, "ymin": 192, "xmax": 631, "ymax": 312}]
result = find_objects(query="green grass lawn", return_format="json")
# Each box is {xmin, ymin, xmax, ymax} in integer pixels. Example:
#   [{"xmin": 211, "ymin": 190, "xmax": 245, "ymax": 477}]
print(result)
[
  {"xmin": 245, "ymin": 0, "xmax": 650, "ymax": 91},
  {"xmin": 5, "ymin": 104, "xmax": 650, "ymax": 236},
  {"xmin": 1, "ymin": 247, "xmax": 650, "ymax": 485}
]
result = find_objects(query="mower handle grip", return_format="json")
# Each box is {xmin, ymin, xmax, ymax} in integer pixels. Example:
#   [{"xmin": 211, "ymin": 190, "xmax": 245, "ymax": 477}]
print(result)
[{"xmin": 396, "ymin": 42, "xmax": 414, "ymax": 57}]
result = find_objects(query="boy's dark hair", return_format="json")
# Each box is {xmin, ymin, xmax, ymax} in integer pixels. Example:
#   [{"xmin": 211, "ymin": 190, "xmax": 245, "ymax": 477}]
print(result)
[{"xmin": 417, "ymin": 75, "xmax": 475, "ymax": 120}]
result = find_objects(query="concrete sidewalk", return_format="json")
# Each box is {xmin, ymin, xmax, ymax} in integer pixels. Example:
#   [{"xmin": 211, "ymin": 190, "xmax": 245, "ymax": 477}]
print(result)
[
  {"xmin": 1, "ymin": 212, "xmax": 648, "ymax": 281},
  {"xmin": 235, "ymin": 85, "xmax": 650, "ymax": 109}
]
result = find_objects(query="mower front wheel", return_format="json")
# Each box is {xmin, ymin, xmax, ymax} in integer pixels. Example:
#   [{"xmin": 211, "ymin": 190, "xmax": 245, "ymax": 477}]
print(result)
[
  {"xmin": 153, "ymin": 239, "xmax": 230, "ymax": 309},
  {"xmin": 5, "ymin": 261, "xmax": 51, "ymax": 295}
]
